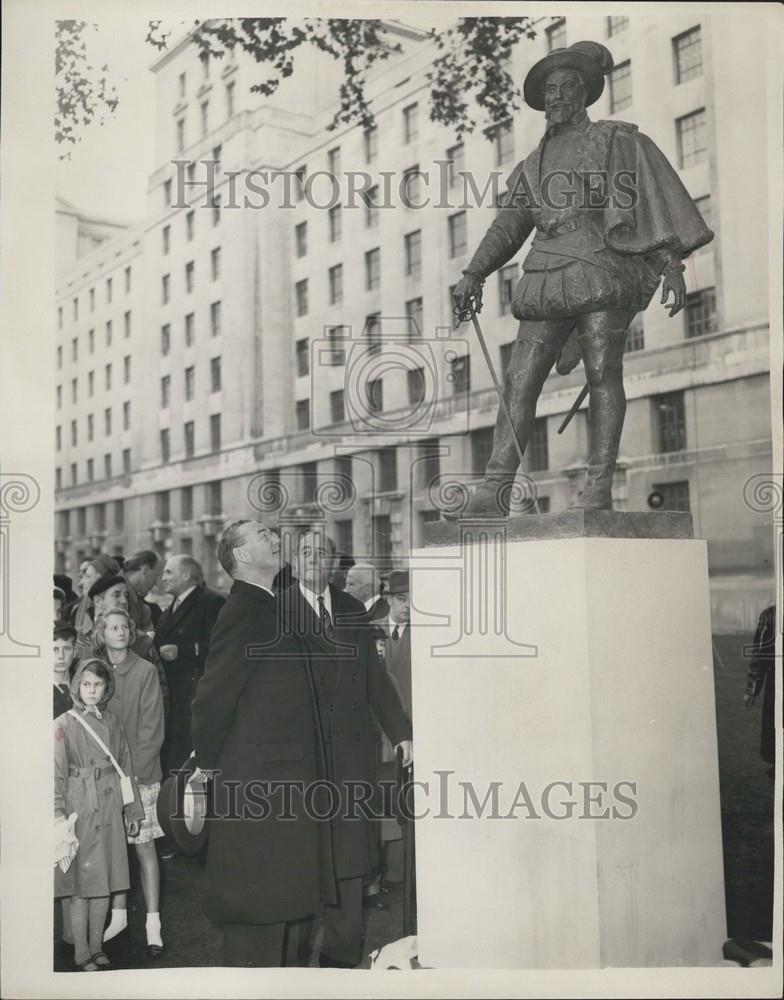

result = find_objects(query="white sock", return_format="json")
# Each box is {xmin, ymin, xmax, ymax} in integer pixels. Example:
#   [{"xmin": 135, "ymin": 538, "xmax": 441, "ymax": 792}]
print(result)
[
  {"xmin": 146, "ymin": 912, "xmax": 163, "ymax": 948},
  {"xmin": 102, "ymin": 908, "xmax": 127, "ymax": 942}
]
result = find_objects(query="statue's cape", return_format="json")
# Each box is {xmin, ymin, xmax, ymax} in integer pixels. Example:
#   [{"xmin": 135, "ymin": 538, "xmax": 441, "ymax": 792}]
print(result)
[{"xmin": 601, "ymin": 123, "xmax": 714, "ymax": 258}]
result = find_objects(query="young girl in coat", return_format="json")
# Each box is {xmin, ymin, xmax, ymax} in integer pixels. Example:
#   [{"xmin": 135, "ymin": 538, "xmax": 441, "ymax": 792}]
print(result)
[
  {"xmin": 54, "ymin": 657, "xmax": 144, "ymax": 971},
  {"xmin": 93, "ymin": 608, "xmax": 166, "ymax": 956}
]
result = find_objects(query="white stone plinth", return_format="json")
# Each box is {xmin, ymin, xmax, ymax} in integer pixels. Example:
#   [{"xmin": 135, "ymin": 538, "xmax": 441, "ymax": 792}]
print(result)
[{"xmin": 410, "ymin": 533, "xmax": 726, "ymax": 968}]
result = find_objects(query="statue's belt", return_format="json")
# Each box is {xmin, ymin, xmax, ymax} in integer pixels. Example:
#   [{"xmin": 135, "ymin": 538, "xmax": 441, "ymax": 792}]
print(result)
[{"xmin": 529, "ymin": 240, "xmax": 625, "ymax": 282}]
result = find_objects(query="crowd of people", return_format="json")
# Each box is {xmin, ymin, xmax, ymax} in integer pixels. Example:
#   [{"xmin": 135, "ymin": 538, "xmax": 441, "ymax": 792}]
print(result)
[{"xmin": 52, "ymin": 524, "xmax": 414, "ymax": 970}]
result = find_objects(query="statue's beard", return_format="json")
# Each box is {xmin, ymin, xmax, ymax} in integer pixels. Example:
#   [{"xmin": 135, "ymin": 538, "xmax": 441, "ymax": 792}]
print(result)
[{"xmin": 545, "ymin": 102, "xmax": 583, "ymax": 125}]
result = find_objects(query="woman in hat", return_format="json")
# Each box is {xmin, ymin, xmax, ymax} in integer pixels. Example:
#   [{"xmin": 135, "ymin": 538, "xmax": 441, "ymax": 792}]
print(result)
[
  {"xmin": 92, "ymin": 608, "xmax": 166, "ymax": 956},
  {"xmin": 54, "ymin": 658, "xmax": 144, "ymax": 971},
  {"xmin": 70, "ymin": 555, "xmax": 121, "ymax": 645}
]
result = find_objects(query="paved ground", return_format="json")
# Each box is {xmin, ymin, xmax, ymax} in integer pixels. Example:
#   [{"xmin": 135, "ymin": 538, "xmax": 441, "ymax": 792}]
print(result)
[{"xmin": 54, "ymin": 631, "xmax": 775, "ymax": 970}]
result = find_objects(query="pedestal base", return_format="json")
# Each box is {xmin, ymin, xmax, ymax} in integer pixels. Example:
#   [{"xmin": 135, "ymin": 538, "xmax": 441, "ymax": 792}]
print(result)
[{"xmin": 410, "ymin": 525, "xmax": 726, "ymax": 968}]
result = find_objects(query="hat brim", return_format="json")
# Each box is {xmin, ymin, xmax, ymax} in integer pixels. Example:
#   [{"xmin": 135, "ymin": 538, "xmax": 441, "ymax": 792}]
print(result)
[
  {"xmin": 156, "ymin": 757, "xmax": 211, "ymax": 855},
  {"xmin": 524, "ymin": 51, "xmax": 605, "ymax": 112}
]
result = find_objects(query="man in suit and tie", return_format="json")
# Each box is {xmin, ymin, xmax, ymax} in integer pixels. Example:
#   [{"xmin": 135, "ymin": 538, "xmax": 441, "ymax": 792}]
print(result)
[
  {"xmin": 280, "ymin": 530, "xmax": 412, "ymax": 968},
  {"xmin": 155, "ymin": 555, "xmax": 225, "ymax": 781}
]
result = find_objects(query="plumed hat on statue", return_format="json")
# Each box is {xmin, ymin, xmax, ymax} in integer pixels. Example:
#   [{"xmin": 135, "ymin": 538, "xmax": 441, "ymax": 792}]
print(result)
[{"xmin": 524, "ymin": 40, "xmax": 614, "ymax": 111}]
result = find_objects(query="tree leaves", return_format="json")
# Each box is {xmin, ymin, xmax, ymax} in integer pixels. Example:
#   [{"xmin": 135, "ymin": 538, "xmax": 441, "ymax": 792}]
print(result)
[{"xmin": 55, "ymin": 21, "xmax": 119, "ymax": 158}]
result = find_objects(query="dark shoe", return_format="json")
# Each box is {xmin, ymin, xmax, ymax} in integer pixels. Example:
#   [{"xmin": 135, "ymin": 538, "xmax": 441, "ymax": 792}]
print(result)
[
  {"xmin": 146, "ymin": 943, "xmax": 164, "ymax": 959},
  {"xmin": 442, "ymin": 477, "xmax": 514, "ymax": 520},
  {"xmin": 363, "ymin": 894, "xmax": 387, "ymax": 910},
  {"xmin": 319, "ymin": 953, "xmax": 356, "ymax": 969},
  {"xmin": 74, "ymin": 955, "xmax": 101, "ymax": 972}
]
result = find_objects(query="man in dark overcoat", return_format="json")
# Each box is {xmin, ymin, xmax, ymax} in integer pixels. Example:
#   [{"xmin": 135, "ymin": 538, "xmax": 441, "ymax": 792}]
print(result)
[
  {"xmin": 155, "ymin": 555, "xmax": 225, "ymax": 776},
  {"xmin": 280, "ymin": 529, "xmax": 412, "ymax": 968},
  {"xmin": 190, "ymin": 519, "xmax": 335, "ymax": 966}
]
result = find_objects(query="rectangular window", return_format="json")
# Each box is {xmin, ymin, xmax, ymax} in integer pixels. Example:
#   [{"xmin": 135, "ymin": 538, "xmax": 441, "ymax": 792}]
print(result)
[
  {"xmin": 365, "ymin": 248, "xmax": 381, "ymax": 290},
  {"xmin": 327, "ymin": 146, "xmax": 341, "ymax": 175},
  {"xmin": 76, "ymin": 507, "xmax": 86, "ymax": 535},
  {"xmin": 499, "ymin": 263, "xmax": 517, "ymax": 314},
  {"xmin": 685, "ymin": 287, "xmax": 717, "ymax": 338},
  {"xmin": 114, "ymin": 499, "xmax": 124, "ymax": 530},
  {"xmin": 162, "ymin": 274, "xmax": 170, "ymax": 304},
  {"xmin": 419, "ymin": 438, "xmax": 440, "ymax": 490},
  {"xmin": 364, "ymin": 125, "xmax": 378, "ymax": 163},
  {"xmin": 653, "ymin": 480, "xmax": 691, "ymax": 512},
  {"xmin": 405, "ymin": 297, "xmax": 423, "ymax": 339},
  {"xmin": 122, "ymin": 448, "xmax": 131, "ymax": 473},
  {"xmin": 71, "ymin": 378, "xmax": 78, "ymax": 404},
  {"xmin": 181, "ymin": 485, "xmax": 193, "ymax": 521},
  {"xmin": 185, "ymin": 366, "xmax": 195, "ymax": 400},
  {"xmin": 300, "ymin": 463, "xmax": 317, "ymax": 504},
  {"xmin": 161, "ymin": 375, "xmax": 171, "ymax": 408},
  {"xmin": 210, "ymin": 300, "xmax": 222, "ymax": 336},
  {"xmin": 211, "ymin": 356, "xmax": 222, "ymax": 392},
  {"xmin": 295, "ymin": 165, "xmax": 306, "ymax": 202},
  {"xmin": 403, "ymin": 103, "xmax": 418, "ymax": 143},
  {"xmin": 546, "ymin": 18, "xmax": 566, "ymax": 51},
  {"xmin": 185, "ymin": 261, "xmax": 195, "ymax": 293},
  {"xmin": 104, "ymin": 408, "xmax": 112, "ymax": 436},
  {"xmin": 378, "ymin": 446, "xmax": 397, "ymax": 491},
  {"xmin": 105, "ymin": 363, "xmax": 112, "ymax": 390},
  {"xmin": 106, "ymin": 320, "xmax": 112, "ymax": 346},
  {"xmin": 296, "ymin": 338, "xmax": 310, "ymax": 377},
  {"xmin": 186, "ymin": 210, "xmax": 195, "ymax": 241},
  {"xmin": 335, "ymin": 455, "xmax": 353, "ymax": 493},
  {"xmin": 212, "ymin": 144, "xmax": 222, "ymax": 164},
  {"xmin": 57, "ymin": 385, "xmax": 62, "ymax": 409},
  {"xmin": 366, "ymin": 313, "xmax": 381, "ymax": 356},
  {"xmin": 609, "ymin": 61, "xmax": 632, "ymax": 113},
  {"xmin": 87, "ymin": 459, "xmax": 94, "ymax": 483},
  {"xmin": 124, "ymin": 310, "xmax": 131, "ymax": 339},
  {"xmin": 335, "ymin": 519, "xmax": 353, "ymax": 556},
  {"xmin": 211, "ymin": 247, "xmax": 221, "ymax": 280},
  {"xmin": 358, "ymin": 190, "xmax": 377, "ymax": 238},
  {"xmin": 674, "ymin": 26, "xmax": 703, "ymax": 84},
  {"xmin": 156, "ymin": 490, "xmax": 170, "ymax": 522},
  {"xmin": 408, "ymin": 367, "xmax": 426, "ymax": 405},
  {"xmin": 330, "ymin": 389, "xmax": 345, "ymax": 424},
  {"xmin": 372, "ymin": 514, "xmax": 392, "ymax": 559},
  {"xmin": 125, "ymin": 266, "xmax": 131, "ymax": 293},
  {"xmin": 178, "ymin": 71, "xmax": 186, "ymax": 99},
  {"xmin": 607, "ymin": 15, "xmax": 629, "ymax": 36},
  {"xmin": 71, "ymin": 464, "xmax": 78, "ymax": 487},
  {"xmin": 57, "ymin": 346, "xmax": 62, "ymax": 369},
  {"xmin": 446, "ymin": 142, "xmax": 465, "ymax": 189},
  {"xmin": 295, "ymin": 279, "xmax": 309, "ymax": 317},
  {"xmin": 209, "ymin": 481, "xmax": 222, "ymax": 516},
  {"xmin": 201, "ymin": 100, "xmax": 209, "ymax": 136},
  {"xmin": 185, "ymin": 312, "xmax": 195, "ymax": 346},
  {"xmin": 162, "ymin": 225, "xmax": 170, "ymax": 255},
  {"xmin": 328, "ymin": 205, "xmax": 342, "ymax": 242},
  {"xmin": 451, "ymin": 354, "xmax": 471, "ymax": 394},
  {"xmin": 123, "ymin": 356, "xmax": 131, "ymax": 384},
  {"xmin": 72, "ymin": 337, "xmax": 78, "ymax": 361},
  {"xmin": 201, "ymin": 51, "xmax": 210, "ymax": 79},
  {"xmin": 123, "ymin": 401, "xmax": 130, "ymax": 430},
  {"xmin": 89, "ymin": 288, "xmax": 95, "ymax": 311},
  {"xmin": 55, "ymin": 468, "xmax": 62, "ymax": 491},
  {"xmin": 163, "ymin": 178, "xmax": 172, "ymax": 206},
  {"xmin": 448, "ymin": 211, "xmax": 468, "ymax": 258},
  {"xmin": 210, "ymin": 413, "xmax": 221, "ymax": 452},
  {"xmin": 296, "ymin": 399, "xmax": 310, "ymax": 430},
  {"xmin": 676, "ymin": 108, "xmax": 707, "ymax": 168},
  {"xmin": 471, "ymin": 427, "xmax": 494, "ymax": 475},
  {"xmin": 494, "ymin": 120, "xmax": 515, "ymax": 165},
  {"xmin": 226, "ymin": 80, "xmax": 235, "ymax": 117},
  {"xmin": 404, "ymin": 230, "xmax": 422, "ymax": 279},
  {"xmin": 86, "ymin": 413, "xmax": 93, "ymax": 442},
  {"xmin": 367, "ymin": 377, "xmax": 383, "ymax": 413},
  {"xmin": 625, "ymin": 314, "xmax": 645, "ymax": 352},
  {"xmin": 295, "ymin": 221, "xmax": 308, "ymax": 258},
  {"xmin": 528, "ymin": 418, "xmax": 549, "ymax": 471},
  {"xmin": 326, "ymin": 326, "xmax": 347, "ymax": 366},
  {"xmin": 161, "ymin": 324, "xmax": 171, "ymax": 355},
  {"xmin": 88, "ymin": 329, "xmax": 94, "ymax": 353},
  {"xmin": 184, "ymin": 421, "xmax": 195, "ymax": 457},
  {"xmin": 176, "ymin": 118, "xmax": 185, "ymax": 152},
  {"xmin": 656, "ymin": 391, "xmax": 687, "ymax": 453},
  {"xmin": 329, "ymin": 264, "xmax": 343, "ymax": 304},
  {"xmin": 106, "ymin": 278, "xmax": 112, "ymax": 304},
  {"xmin": 58, "ymin": 306, "xmax": 63, "ymax": 330},
  {"xmin": 401, "ymin": 164, "xmax": 422, "ymax": 208},
  {"xmin": 212, "ymin": 195, "xmax": 221, "ymax": 227},
  {"xmin": 104, "ymin": 454, "xmax": 112, "ymax": 479}
]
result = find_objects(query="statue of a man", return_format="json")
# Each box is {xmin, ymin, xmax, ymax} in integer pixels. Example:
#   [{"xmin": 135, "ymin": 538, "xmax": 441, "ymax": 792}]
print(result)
[{"xmin": 451, "ymin": 40, "xmax": 713, "ymax": 516}]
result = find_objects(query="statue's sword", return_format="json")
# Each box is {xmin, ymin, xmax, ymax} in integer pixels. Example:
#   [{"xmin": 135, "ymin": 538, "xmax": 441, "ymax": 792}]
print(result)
[
  {"xmin": 455, "ymin": 302, "xmax": 540, "ymax": 514},
  {"xmin": 557, "ymin": 382, "xmax": 590, "ymax": 434}
]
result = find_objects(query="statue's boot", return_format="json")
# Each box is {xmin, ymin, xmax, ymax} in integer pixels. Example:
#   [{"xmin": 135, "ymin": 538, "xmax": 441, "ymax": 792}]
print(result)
[
  {"xmin": 445, "ymin": 338, "xmax": 559, "ymax": 519},
  {"xmin": 570, "ymin": 325, "xmax": 627, "ymax": 511}
]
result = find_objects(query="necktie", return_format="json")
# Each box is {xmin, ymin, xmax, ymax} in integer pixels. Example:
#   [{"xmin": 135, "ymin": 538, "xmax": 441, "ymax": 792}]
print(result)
[
  {"xmin": 317, "ymin": 595, "xmax": 332, "ymax": 637},
  {"xmin": 392, "ymin": 625, "xmax": 399, "ymax": 641}
]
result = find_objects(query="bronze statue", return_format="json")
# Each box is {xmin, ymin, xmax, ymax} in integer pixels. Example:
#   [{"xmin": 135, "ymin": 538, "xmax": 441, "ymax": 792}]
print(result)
[{"xmin": 450, "ymin": 40, "xmax": 713, "ymax": 517}]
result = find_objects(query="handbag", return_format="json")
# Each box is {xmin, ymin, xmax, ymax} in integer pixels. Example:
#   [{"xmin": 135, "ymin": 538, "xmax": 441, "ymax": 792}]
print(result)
[{"xmin": 67, "ymin": 710, "xmax": 135, "ymax": 806}]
